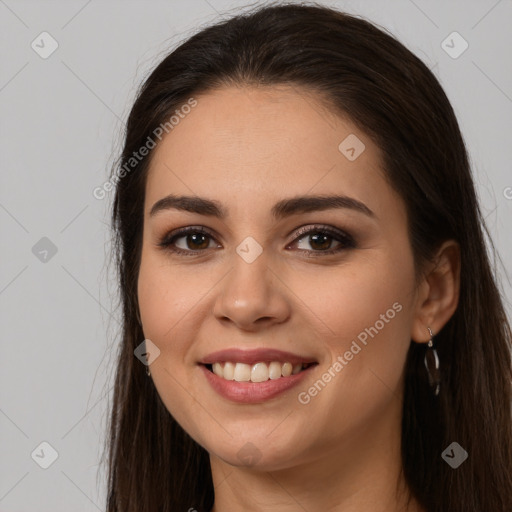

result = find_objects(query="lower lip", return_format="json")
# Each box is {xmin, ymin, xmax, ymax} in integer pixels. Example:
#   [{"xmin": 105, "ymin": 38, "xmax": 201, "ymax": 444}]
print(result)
[{"xmin": 200, "ymin": 364, "xmax": 316, "ymax": 404}]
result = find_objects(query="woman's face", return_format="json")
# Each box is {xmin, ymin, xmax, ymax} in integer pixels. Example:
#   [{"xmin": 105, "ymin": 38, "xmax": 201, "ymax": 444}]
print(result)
[{"xmin": 138, "ymin": 85, "xmax": 422, "ymax": 470}]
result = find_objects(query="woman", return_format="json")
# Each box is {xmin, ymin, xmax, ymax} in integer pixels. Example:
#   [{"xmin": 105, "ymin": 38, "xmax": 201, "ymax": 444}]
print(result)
[{"xmin": 104, "ymin": 3, "xmax": 512, "ymax": 511}]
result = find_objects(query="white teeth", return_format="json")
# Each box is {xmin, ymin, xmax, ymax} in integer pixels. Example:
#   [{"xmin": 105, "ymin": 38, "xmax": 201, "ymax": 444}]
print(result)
[
  {"xmin": 210, "ymin": 361, "xmax": 310, "ymax": 382},
  {"xmin": 223, "ymin": 361, "xmax": 235, "ymax": 380},
  {"xmin": 212, "ymin": 362, "xmax": 224, "ymax": 378},
  {"xmin": 282, "ymin": 362, "xmax": 293, "ymax": 377},
  {"xmin": 233, "ymin": 362, "xmax": 251, "ymax": 382},
  {"xmin": 268, "ymin": 361, "xmax": 282, "ymax": 380},
  {"xmin": 251, "ymin": 362, "xmax": 269, "ymax": 383}
]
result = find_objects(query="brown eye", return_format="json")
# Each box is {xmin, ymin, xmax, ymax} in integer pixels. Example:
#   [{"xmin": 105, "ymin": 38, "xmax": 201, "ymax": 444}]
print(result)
[
  {"xmin": 180, "ymin": 232, "xmax": 211, "ymax": 250},
  {"xmin": 158, "ymin": 227, "xmax": 220, "ymax": 256},
  {"xmin": 289, "ymin": 225, "xmax": 356, "ymax": 256},
  {"xmin": 158, "ymin": 224, "xmax": 355, "ymax": 257}
]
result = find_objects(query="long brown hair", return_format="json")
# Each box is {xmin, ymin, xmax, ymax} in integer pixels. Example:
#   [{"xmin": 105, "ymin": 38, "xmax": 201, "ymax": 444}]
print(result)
[{"xmin": 103, "ymin": 3, "xmax": 512, "ymax": 510}]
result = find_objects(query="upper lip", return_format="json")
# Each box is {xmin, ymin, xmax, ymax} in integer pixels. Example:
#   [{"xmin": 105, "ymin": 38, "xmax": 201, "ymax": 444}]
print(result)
[{"xmin": 199, "ymin": 348, "xmax": 318, "ymax": 366}]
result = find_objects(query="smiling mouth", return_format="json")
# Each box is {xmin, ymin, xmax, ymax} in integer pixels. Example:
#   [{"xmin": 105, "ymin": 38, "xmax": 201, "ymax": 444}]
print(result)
[{"xmin": 204, "ymin": 361, "xmax": 317, "ymax": 383}]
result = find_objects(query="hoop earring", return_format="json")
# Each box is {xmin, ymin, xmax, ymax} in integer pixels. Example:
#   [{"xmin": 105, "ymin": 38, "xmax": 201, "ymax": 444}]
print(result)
[{"xmin": 424, "ymin": 326, "xmax": 440, "ymax": 396}]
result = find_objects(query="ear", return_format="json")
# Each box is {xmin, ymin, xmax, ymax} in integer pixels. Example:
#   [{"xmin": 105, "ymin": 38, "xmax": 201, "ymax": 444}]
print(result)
[{"xmin": 411, "ymin": 240, "xmax": 461, "ymax": 343}]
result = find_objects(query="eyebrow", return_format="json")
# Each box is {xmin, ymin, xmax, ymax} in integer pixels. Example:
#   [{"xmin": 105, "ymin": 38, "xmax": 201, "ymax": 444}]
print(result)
[{"xmin": 149, "ymin": 193, "xmax": 375, "ymax": 220}]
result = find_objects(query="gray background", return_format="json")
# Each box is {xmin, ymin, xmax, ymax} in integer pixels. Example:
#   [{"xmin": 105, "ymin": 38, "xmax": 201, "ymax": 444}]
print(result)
[{"xmin": 1, "ymin": 0, "xmax": 511, "ymax": 510}]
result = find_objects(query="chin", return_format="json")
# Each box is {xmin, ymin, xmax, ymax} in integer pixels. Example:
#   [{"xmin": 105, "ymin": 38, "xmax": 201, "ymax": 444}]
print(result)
[{"xmin": 205, "ymin": 433, "xmax": 307, "ymax": 472}]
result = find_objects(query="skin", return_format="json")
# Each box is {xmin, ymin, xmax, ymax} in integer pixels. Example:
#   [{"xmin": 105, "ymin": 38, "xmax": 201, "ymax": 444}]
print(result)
[{"xmin": 137, "ymin": 85, "xmax": 460, "ymax": 512}]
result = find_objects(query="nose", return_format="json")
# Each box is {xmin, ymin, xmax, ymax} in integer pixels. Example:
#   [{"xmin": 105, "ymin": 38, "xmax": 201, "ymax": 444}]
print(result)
[{"xmin": 212, "ymin": 251, "xmax": 291, "ymax": 332}]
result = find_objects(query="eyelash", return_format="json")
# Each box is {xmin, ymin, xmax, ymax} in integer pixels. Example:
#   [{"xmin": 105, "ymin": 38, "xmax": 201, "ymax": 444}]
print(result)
[{"xmin": 157, "ymin": 224, "xmax": 356, "ymax": 258}]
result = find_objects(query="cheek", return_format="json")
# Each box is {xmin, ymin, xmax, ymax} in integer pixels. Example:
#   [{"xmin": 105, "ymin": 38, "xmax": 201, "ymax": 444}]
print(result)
[
  {"xmin": 295, "ymin": 250, "xmax": 412, "ymax": 344},
  {"xmin": 137, "ymin": 248, "xmax": 217, "ymax": 379},
  {"xmin": 137, "ymin": 250, "xmax": 190, "ymax": 357},
  {"xmin": 299, "ymin": 251, "xmax": 415, "ymax": 406},
  {"xmin": 138, "ymin": 255, "xmax": 169, "ymax": 337},
  {"xmin": 138, "ymin": 246, "xmax": 192, "ymax": 330},
  {"xmin": 137, "ymin": 251, "xmax": 206, "ymax": 434}
]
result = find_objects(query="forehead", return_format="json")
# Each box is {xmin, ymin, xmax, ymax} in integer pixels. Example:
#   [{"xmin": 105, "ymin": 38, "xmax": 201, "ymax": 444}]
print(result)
[{"xmin": 144, "ymin": 85, "xmax": 401, "ymax": 222}]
